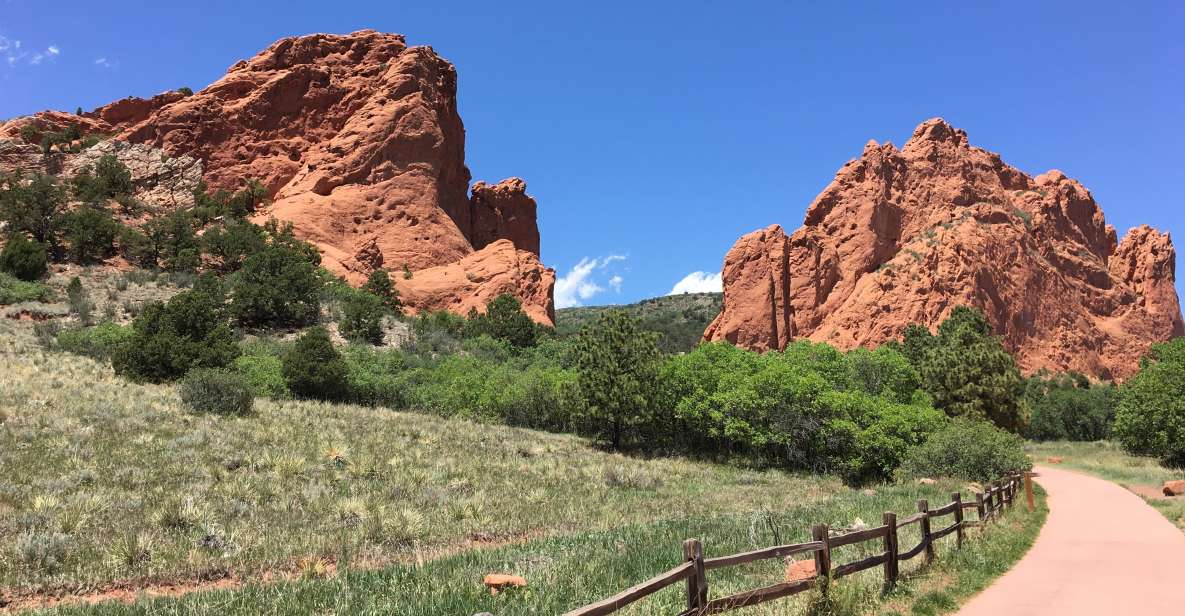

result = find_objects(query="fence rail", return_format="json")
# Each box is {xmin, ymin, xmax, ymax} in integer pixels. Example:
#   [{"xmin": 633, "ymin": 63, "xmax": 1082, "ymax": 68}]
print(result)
[{"xmin": 563, "ymin": 472, "xmax": 1030, "ymax": 616}]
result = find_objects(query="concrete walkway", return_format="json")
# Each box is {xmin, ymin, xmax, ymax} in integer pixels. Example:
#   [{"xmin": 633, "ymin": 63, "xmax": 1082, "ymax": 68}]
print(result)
[{"xmin": 956, "ymin": 465, "xmax": 1185, "ymax": 615}]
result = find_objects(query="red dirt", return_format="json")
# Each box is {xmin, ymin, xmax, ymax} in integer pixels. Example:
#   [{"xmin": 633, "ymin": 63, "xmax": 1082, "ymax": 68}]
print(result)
[{"xmin": 955, "ymin": 465, "xmax": 1185, "ymax": 615}]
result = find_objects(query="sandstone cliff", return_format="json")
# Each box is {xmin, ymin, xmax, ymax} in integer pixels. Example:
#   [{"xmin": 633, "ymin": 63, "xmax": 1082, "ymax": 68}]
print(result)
[
  {"xmin": 0, "ymin": 30, "xmax": 553, "ymax": 324},
  {"xmin": 705, "ymin": 119, "xmax": 1183, "ymax": 379}
]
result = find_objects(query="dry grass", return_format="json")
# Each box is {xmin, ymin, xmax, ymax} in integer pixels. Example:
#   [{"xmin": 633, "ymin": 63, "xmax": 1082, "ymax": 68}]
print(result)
[{"xmin": 0, "ymin": 325, "xmax": 842, "ymax": 600}]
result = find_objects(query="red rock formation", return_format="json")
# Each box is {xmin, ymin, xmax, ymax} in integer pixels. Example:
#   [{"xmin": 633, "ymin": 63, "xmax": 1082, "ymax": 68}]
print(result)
[
  {"xmin": 707, "ymin": 118, "xmax": 1183, "ymax": 379},
  {"xmin": 467, "ymin": 178, "xmax": 541, "ymax": 255},
  {"xmin": 1, "ymin": 30, "xmax": 553, "ymax": 324}
]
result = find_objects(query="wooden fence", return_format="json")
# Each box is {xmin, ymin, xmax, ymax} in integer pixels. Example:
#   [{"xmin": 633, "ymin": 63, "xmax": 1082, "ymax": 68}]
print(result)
[{"xmin": 564, "ymin": 472, "xmax": 1029, "ymax": 616}]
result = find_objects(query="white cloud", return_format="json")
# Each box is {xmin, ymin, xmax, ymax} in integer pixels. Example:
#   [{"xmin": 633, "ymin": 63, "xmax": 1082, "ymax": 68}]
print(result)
[
  {"xmin": 94, "ymin": 57, "xmax": 116, "ymax": 69},
  {"xmin": 1, "ymin": 37, "xmax": 60, "ymax": 67},
  {"xmin": 555, "ymin": 255, "xmax": 627, "ymax": 308},
  {"xmin": 669, "ymin": 271, "xmax": 723, "ymax": 295}
]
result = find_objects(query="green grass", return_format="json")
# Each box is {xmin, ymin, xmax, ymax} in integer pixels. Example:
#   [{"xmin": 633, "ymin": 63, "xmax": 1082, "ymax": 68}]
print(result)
[
  {"xmin": 1026, "ymin": 440, "xmax": 1185, "ymax": 529},
  {"xmin": 0, "ymin": 312, "xmax": 1046, "ymax": 614},
  {"xmin": 31, "ymin": 484, "xmax": 1047, "ymax": 615},
  {"xmin": 0, "ymin": 330, "xmax": 842, "ymax": 602}
]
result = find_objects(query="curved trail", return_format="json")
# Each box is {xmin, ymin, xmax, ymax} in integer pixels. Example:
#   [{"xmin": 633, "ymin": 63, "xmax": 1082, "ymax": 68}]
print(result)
[{"xmin": 956, "ymin": 465, "xmax": 1185, "ymax": 615}]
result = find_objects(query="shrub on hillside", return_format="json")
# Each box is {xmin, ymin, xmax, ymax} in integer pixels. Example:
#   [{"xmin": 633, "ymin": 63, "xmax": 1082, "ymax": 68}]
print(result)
[
  {"xmin": 65, "ymin": 276, "xmax": 93, "ymax": 324},
  {"xmin": 180, "ymin": 368, "xmax": 254, "ymax": 416},
  {"xmin": 898, "ymin": 419, "xmax": 1030, "ymax": 482},
  {"xmin": 202, "ymin": 219, "xmax": 266, "ymax": 273},
  {"xmin": 339, "ymin": 290, "xmax": 385, "ymax": 345},
  {"xmin": 0, "ymin": 272, "xmax": 48, "ymax": 304},
  {"xmin": 231, "ymin": 342, "xmax": 290, "ymax": 399},
  {"xmin": 1024, "ymin": 373, "xmax": 1116, "ymax": 441},
  {"xmin": 1112, "ymin": 338, "xmax": 1185, "ymax": 466},
  {"xmin": 343, "ymin": 345, "xmax": 407, "ymax": 408},
  {"xmin": 230, "ymin": 242, "xmax": 322, "ymax": 328},
  {"xmin": 0, "ymin": 235, "xmax": 48, "ymax": 281},
  {"xmin": 56, "ymin": 322, "xmax": 133, "ymax": 361},
  {"xmin": 62, "ymin": 206, "xmax": 120, "ymax": 264},
  {"xmin": 282, "ymin": 327, "xmax": 348, "ymax": 401},
  {"xmin": 362, "ymin": 269, "xmax": 401, "ymax": 311},
  {"xmin": 112, "ymin": 282, "xmax": 239, "ymax": 382},
  {"xmin": 71, "ymin": 155, "xmax": 133, "ymax": 203},
  {"xmin": 0, "ymin": 172, "xmax": 67, "ymax": 252},
  {"xmin": 818, "ymin": 391, "xmax": 948, "ymax": 484},
  {"xmin": 466, "ymin": 293, "xmax": 538, "ymax": 348}
]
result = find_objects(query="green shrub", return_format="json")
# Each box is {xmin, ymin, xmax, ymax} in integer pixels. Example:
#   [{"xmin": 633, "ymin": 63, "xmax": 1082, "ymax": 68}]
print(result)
[
  {"xmin": 1024, "ymin": 373, "xmax": 1116, "ymax": 441},
  {"xmin": 65, "ymin": 276, "xmax": 93, "ymax": 324},
  {"xmin": 465, "ymin": 293, "xmax": 537, "ymax": 348},
  {"xmin": 1, "ymin": 172, "xmax": 67, "ymax": 252},
  {"xmin": 339, "ymin": 291, "xmax": 385, "ymax": 344},
  {"xmin": 282, "ymin": 327, "xmax": 348, "ymax": 401},
  {"xmin": 898, "ymin": 419, "xmax": 1031, "ymax": 482},
  {"xmin": 180, "ymin": 368, "xmax": 254, "ymax": 416},
  {"xmin": 818, "ymin": 391, "xmax": 947, "ymax": 484},
  {"xmin": 1113, "ymin": 338, "xmax": 1185, "ymax": 466},
  {"xmin": 0, "ymin": 235, "xmax": 48, "ymax": 281},
  {"xmin": 56, "ymin": 322, "xmax": 133, "ymax": 361},
  {"xmin": 62, "ymin": 206, "xmax": 120, "ymax": 264},
  {"xmin": 141, "ymin": 210, "xmax": 200, "ymax": 272},
  {"xmin": 231, "ymin": 242, "xmax": 322, "ymax": 328},
  {"xmin": 113, "ymin": 283, "xmax": 240, "ymax": 383},
  {"xmin": 362, "ymin": 269, "xmax": 401, "ymax": 311},
  {"xmin": 71, "ymin": 155, "xmax": 133, "ymax": 203},
  {"xmin": 343, "ymin": 345, "xmax": 406, "ymax": 407},
  {"xmin": 231, "ymin": 343, "xmax": 290, "ymax": 398},
  {"xmin": 0, "ymin": 272, "xmax": 47, "ymax": 304},
  {"xmin": 202, "ymin": 219, "xmax": 266, "ymax": 273}
]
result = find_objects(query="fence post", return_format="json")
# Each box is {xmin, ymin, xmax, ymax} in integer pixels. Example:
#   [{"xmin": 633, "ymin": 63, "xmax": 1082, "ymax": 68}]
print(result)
[
  {"xmin": 917, "ymin": 499, "xmax": 934, "ymax": 564},
  {"xmin": 683, "ymin": 539, "xmax": 707, "ymax": 612},
  {"xmin": 952, "ymin": 492, "xmax": 965, "ymax": 549},
  {"xmin": 975, "ymin": 491, "xmax": 986, "ymax": 523},
  {"xmin": 1006, "ymin": 477, "xmax": 1015, "ymax": 508},
  {"xmin": 1025, "ymin": 472, "xmax": 1035, "ymax": 512},
  {"xmin": 812, "ymin": 524, "xmax": 831, "ymax": 594},
  {"xmin": 882, "ymin": 511, "xmax": 899, "ymax": 588}
]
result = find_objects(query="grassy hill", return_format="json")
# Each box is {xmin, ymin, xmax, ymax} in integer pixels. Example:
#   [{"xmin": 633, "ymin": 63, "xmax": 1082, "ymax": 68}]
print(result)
[
  {"xmin": 555, "ymin": 292, "xmax": 722, "ymax": 353},
  {"xmin": 0, "ymin": 317, "xmax": 1047, "ymax": 615}
]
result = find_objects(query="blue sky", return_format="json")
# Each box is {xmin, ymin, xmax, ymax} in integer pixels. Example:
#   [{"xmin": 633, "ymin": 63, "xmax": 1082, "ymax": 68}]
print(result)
[{"xmin": 2, "ymin": 1, "xmax": 1182, "ymax": 307}]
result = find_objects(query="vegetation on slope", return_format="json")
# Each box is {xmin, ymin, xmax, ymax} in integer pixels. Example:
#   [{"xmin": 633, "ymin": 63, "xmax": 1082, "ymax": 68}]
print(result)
[{"xmin": 555, "ymin": 292, "xmax": 722, "ymax": 354}]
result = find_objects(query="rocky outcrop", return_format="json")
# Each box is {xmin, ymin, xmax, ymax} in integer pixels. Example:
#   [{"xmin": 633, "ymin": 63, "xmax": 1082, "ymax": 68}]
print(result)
[
  {"xmin": 0, "ymin": 30, "xmax": 553, "ymax": 324},
  {"xmin": 466, "ymin": 178, "xmax": 541, "ymax": 255},
  {"xmin": 396, "ymin": 239, "xmax": 555, "ymax": 325},
  {"xmin": 707, "ymin": 118, "xmax": 1183, "ymax": 379},
  {"xmin": 63, "ymin": 140, "xmax": 203, "ymax": 209}
]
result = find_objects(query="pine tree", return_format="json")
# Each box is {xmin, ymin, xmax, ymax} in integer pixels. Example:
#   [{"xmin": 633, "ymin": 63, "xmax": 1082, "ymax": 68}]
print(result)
[{"xmin": 572, "ymin": 310, "xmax": 663, "ymax": 448}]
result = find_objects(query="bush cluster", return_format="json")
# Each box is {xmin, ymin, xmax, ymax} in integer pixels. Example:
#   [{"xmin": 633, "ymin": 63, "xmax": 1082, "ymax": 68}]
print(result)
[
  {"xmin": 1113, "ymin": 338, "xmax": 1185, "ymax": 466},
  {"xmin": 1023, "ymin": 372, "xmax": 1116, "ymax": 441},
  {"xmin": 898, "ymin": 419, "xmax": 1031, "ymax": 482},
  {"xmin": 180, "ymin": 369, "xmax": 255, "ymax": 416}
]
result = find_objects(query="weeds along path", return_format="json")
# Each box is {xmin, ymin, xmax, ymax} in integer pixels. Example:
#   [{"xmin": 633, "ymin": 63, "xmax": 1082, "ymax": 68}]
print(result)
[{"xmin": 956, "ymin": 465, "xmax": 1185, "ymax": 615}]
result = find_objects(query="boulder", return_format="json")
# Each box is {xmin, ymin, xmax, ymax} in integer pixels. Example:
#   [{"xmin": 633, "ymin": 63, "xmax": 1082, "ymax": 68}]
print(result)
[
  {"xmin": 1046, "ymin": 457, "xmax": 1064, "ymax": 464},
  {"xmin": 483, "ymin": 573, "xmax": 527, "ymax": 595},
  {"xmin": 706, "ymin": 118, "xmax": 1183, "ymax": 380},
  {"xmin": 784, "ymin": 559, "xmax": 816, "ymax": 582},
  {"xmin": 918, "ymin": 478, "xmax": 937, "ymax": 485},
  {"xmin": 1163, "ymin": 480, "xmax": 1185, "ymax": 497}
]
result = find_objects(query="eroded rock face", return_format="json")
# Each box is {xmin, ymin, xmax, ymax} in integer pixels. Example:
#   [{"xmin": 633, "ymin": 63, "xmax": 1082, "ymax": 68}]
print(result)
[
  {"xmin": 396, "ymin": 239, "xmax": 555, "ymax": 325},
  {"xmin": 63, "ymin": 140, "xmax": 203, "ymax": 209},
  {"xmin": 1, "ymin": 30, "xmax": 553, "ymax": 324},
  {"xmin": 707, "ymin": 118, "xmax": 1183, "ymax": 379}
]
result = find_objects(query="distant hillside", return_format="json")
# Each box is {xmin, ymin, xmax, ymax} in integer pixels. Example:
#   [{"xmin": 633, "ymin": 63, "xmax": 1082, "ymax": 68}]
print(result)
[{"xmin": 555, "ymin": 292, "xmax": 723, "ymax": 353}]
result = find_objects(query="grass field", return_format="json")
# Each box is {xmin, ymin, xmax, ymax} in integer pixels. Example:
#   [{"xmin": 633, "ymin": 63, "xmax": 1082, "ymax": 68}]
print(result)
[
  {"xmin": 1, "ymin": 316, "xmax": 1046, "ymax": 614},
  {"xmin": 1026, "ymin": 441, "xmax": 1185, "ymax": 529}
]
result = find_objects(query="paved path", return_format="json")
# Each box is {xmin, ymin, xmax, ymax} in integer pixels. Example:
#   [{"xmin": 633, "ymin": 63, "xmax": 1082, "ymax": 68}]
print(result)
[{"xmin": 956, "ymin": 465, "xmax": 1185, "ymax": 615}]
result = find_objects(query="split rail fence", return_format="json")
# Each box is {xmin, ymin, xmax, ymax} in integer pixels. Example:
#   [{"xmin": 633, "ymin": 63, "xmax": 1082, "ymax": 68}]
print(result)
[{"xmin": 564, "ymin": 472, "xmax": 1031, "ymax": 616}]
